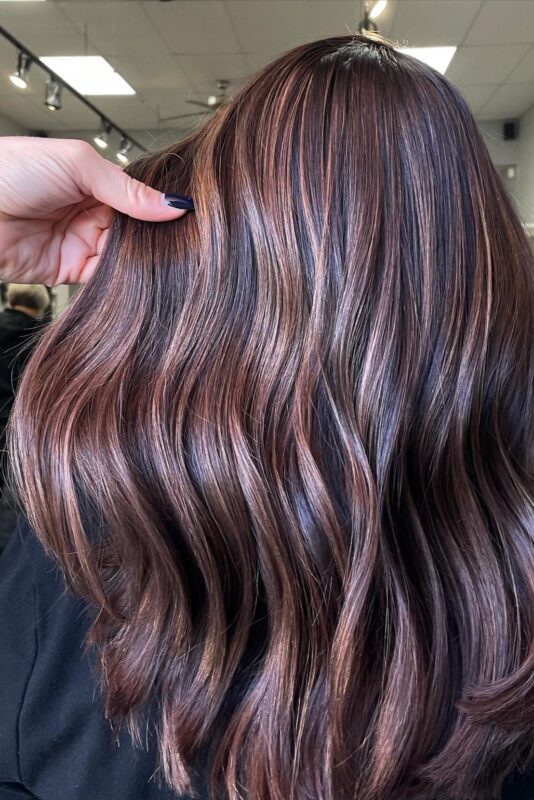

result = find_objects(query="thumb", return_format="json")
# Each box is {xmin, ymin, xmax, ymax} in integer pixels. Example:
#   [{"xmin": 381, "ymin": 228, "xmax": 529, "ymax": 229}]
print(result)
[{"xmin": 81, "ymin": 145, "xmax": 192, "ymax": 222}]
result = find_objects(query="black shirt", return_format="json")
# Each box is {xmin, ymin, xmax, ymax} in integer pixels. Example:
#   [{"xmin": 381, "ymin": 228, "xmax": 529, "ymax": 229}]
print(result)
[
  {"xmin": 0, "ymin": 517, "xmax": 201, "ymax": 800},
  {"xmin": 1, "ymin": 518, "xmax": 533, "ymax": 800}
]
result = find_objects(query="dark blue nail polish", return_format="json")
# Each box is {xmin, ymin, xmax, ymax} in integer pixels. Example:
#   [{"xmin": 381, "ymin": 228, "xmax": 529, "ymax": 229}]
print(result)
[{"xmin": 162, "ymin": 193, "xmax": 195, "ymax": 210}]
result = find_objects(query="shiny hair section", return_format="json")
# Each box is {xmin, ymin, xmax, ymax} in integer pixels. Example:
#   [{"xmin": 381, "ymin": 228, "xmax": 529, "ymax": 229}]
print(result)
[{"xmin": 9, "ymin": 33, "xmax": 534, "ymax": 800}]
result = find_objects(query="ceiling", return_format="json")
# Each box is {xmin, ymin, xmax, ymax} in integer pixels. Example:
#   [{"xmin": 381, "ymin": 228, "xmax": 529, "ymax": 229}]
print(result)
[{"xmin": 0, "ymin": 0, "xmax": 533, "ymax": 146}]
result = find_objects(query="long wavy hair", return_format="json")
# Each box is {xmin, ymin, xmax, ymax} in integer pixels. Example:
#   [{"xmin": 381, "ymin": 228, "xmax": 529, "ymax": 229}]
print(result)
[{"xmin": 9, "ymin": 33, "xmax": 534, "ymax": 800}]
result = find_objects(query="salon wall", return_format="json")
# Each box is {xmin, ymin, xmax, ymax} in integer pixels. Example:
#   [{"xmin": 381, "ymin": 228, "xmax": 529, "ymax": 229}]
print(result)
[
  {"xmin": 513, "ymin": 103, "xmax": 534, "ymax": 231},
  {"xmin": 476, "ymin": 110, "xmax": 534, "ymax": 234},
  {"xmin": 478, "ymin": 120, "xmax": 519, "ymax": 167},
  {"xmin": 0, "ymin": 112, "xmax": 27, "ymax": 137},
  {"xmin": 42, "ymin": 128, "xmax": 190, "ymax": 161},
  {"xmin": 45, "ymin": 121, "xmax": 522, "ymax": 169}
]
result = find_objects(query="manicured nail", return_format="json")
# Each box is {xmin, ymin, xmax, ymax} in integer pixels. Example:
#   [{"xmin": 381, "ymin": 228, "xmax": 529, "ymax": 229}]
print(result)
[{"xmin": 161, "ymin": 193, "xmax": 195, "ymax": 210}]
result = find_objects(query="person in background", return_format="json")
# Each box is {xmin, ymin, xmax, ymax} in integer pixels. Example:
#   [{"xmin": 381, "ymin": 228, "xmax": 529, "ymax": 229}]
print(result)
[{"xmin": 0, "ymin": 284, "xmax": 49, "ymax": 553}]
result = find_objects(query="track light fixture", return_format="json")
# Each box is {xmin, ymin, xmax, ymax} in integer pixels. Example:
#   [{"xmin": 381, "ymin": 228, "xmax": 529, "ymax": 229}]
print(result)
[
  {"xmin": 94, "ymin": 120, "xmax": 111, "ymax": 149},
  {"xmin": 358, "ymin": 0, "xmax": 388, "ymax": 32},
  {"xmin": 1, "ymin": 29, "xmax": 146, "ymax": 159},
  {"xmin": 9, "ymin": 51, "xmax": 31, "ymax": 90},
  {"xmin": 369, "ymin": 0, "xmax": 387, "ymax": 19},
  {"xmin": 45, "ymin": 78, "xmax": 62, "ymax": 111},
  {"xmin": 116, "ymin": 137, "xmax": 133, "ymax": 165}
]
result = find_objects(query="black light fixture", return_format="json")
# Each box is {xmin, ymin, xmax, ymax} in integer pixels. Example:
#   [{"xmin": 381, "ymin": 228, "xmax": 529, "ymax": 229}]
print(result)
[
  {"xmin": 94, "ymin": 119, "xmax": 111, "ymax": 150},
  {"xmin": 9, "ymin": 51, "xmax": 31, "ymax": 90},
  {"xmin": 45, "ymin": 78, "xmax": 62, "ymax": 111},
  {"xmin": 116, "ymin": 137, "xmax": 133, "ymax": 165},
  {"xmin": 1, "ymin": 27, "xmax": 147, "ymax": 158},
  {"xmin": 358, "ymin": 0, "xmax": 388, "ymax": 32},
  {"xmin": 369, "ymin": 0, "xmax": 387, "ymax": 20}
]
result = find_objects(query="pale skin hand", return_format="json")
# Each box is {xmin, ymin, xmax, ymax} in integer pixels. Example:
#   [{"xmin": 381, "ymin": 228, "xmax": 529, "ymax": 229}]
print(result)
[{"xmin": 0, "ymin": 137, "xmax": 188, "ymax": 286}]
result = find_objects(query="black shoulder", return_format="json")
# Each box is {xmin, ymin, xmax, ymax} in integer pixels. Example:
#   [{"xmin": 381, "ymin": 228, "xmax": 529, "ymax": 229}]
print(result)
[
  {"xmin": 0, "ymin": 515, "xmax": 78, "ymax": 624},
  {"xmin": 0, "ymin": 516, "xmax": 42, "ymax": 784},
  {"xmin": 0, "ymin": 518, "xmax": 183, "ymax": 800}
]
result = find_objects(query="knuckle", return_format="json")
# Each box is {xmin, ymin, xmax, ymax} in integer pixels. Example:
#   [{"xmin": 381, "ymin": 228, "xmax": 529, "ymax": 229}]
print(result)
[
  {"xmin": 69, "ymin": 139, "xmax": 94, "ymax": 160},
  {"xmin": 126, "ymin": 177, "xmax": 147, "ymax": 203}
]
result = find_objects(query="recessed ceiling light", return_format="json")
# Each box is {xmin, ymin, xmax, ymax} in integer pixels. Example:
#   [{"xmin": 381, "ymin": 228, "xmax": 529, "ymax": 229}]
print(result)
[
  {"xmin": 397, "ymin": 46, "xmax": 457, "ymax": 75},
  {"xmin": 40, "ymin": 56, "xmax": 135, "ymax": 96}
]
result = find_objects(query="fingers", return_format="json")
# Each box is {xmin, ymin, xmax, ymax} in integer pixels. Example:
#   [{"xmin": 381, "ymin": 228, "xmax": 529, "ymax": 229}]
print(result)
[
  {"xmin": 56, "ymin": 202, "xmax": 112, "ymax": 285},
  {"xmin": 75, "ymin": 142, "xmax": 191, "ymax": 223},
  {"xmin": 78, "ymin": 228, "xmax": 110, "ymax": 284}
]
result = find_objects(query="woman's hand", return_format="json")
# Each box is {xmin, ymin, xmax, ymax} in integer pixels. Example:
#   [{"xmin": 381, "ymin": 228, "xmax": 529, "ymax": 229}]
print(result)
[{"xmin": 0, "ymin": 136, "xmax": 189, "ymax": 286}]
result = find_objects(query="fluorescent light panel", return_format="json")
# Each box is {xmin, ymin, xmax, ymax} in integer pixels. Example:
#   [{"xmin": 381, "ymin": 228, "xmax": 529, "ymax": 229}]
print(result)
[
  {"xmin": 40, "ymin": 56, "xmax": 135, "ymax": 96},
  {"xmin": 397, "ymin": 46, "xmax": 457, "ymax": 75}
]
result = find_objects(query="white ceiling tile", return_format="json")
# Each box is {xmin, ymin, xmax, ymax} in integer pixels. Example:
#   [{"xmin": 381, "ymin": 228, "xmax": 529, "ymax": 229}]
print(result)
[
  {"xmin": 0, "ymin": 3, "xmax": 89, "ymax": 55},
  {"xmin": 0, "ymin": 92, "xmax": 71, "ymax": 131},
  {"xmin": 57, "ymin": 1, "xmax": 165, "ymax": 56},
  {"xmin": 0, "ymin": 74, "xmax": 47, "ymax": 105},
  {"xmin": 142, "ymin": 0, "xmax": 241, "ymax": 54},
  {"xmin": 144, "ymin": 90, "xmax": 212, "ymax": 126},
  {"xmin": 244, "ymin": 51, "xmax": 277, "ymax": 73},
  {"xmin": 143, "ymin": 106, "xmax": 210, "ymax": 133},
  {"xmin": 155, "ymin": 116, "xmax": 207, "ymax": 133},
  {"xmin": 507, "ymin": 45, "xmax": 534, "ymax": 83},
  {"xmin": 140, "ymin": 128, "xmax": 196, "ymax": 146},
  {"xmin": 465, "ymin": 0, "xmax": 534, "ymax": 46},
  {"xmin": 108, "ymin": 54, "xmax": 193, "ymax": 93},
  {"xmin": 175, "ymin": 53, "xmax": 250, "ymax": 91},
  {"xmin": 478, "ymin": 83, "xmax": 534, "ymax": 119},
  {"xmin": 91, "ymin": 95, "xmax": 161, "ymax": 128},
  {"xmin": 0, "ymin": 0, "xmax": 532, "ymax": 137},
  {"xmin": 458, "ymin": 84, "xmax": 498, "ymax": 113},
  {"xmin": 446, "ymin": 44, "xmax": 530, "ymax": 85},
  {"xmin": 42, "ymin": 95, "xmax": 99, "ymax": 129},
  {"xmin": 388, "ymin": 0, "xmax": 483, "ymax": 47},
  {"xmin": 226, "ymin": 1, "xmax": 364, "ymax": 56}
]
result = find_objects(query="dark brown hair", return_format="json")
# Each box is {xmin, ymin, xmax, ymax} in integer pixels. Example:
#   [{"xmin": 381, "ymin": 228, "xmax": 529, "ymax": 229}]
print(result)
[{"xmin": 9, "ymin": 33, "xmax": 534, "ymax": 800}]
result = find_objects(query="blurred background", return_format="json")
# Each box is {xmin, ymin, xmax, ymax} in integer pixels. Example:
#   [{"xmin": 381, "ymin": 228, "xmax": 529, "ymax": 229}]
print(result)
[{"xmin": 0, "ymin": 0, "xmax": 531, "ymax": 314}]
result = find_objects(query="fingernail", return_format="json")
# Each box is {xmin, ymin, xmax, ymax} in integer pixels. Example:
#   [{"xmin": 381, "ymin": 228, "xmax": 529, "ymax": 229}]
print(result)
[{"xmin": 161, "ymin": 193, "xmax": 195, "ymax": 210}]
